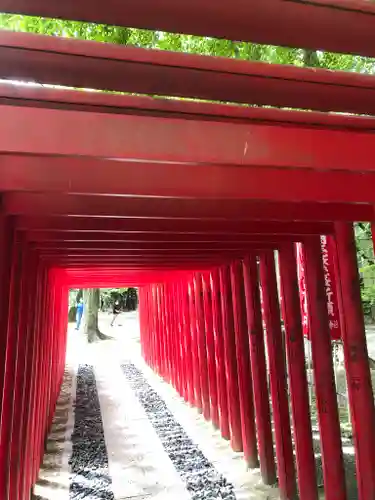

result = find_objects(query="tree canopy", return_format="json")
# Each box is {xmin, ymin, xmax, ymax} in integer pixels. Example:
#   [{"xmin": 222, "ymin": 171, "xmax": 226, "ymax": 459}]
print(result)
[{"xmin": 0, "ymin": 13, "xmax": 374, "ymax": 73}]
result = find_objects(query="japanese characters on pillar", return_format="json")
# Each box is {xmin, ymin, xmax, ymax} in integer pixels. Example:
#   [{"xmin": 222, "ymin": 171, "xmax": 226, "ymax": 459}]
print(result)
[{"xmin": 296, "ymin": 236, "xmax": 341, "ymax": 341}]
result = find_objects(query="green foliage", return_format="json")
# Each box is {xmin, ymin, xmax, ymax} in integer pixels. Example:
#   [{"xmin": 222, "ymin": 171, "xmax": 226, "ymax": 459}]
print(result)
[
  {"xmin": 1, "ymin": 13, "xmax": 375, "ymax": 74},
  {"xmin": 361, "ymin": 284, "xmax": 375, "ymax": 318}
]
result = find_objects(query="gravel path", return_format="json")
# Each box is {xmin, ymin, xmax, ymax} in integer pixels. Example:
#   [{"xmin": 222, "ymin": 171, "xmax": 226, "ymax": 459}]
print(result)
[
  {"xmin": 122, "ymin": 362, "xmax": 236, "ymax": 500},
  {"xmin": 69, "ymin": 364, "xmax": 114, "ymax": 500}
]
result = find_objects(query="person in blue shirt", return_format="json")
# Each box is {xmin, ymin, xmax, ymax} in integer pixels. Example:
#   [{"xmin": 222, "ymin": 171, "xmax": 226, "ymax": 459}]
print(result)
[{"xmin": 76, "ymin": 298, "xmax": 84, "ymax": 330}]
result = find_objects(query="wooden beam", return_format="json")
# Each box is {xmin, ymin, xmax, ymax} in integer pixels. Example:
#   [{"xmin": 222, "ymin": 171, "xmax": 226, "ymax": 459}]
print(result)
[
  {"xmin": 17, "ymin": 217, "xmax": 334, "ymax": 235},
  {"xmin": 1, "ymin": 106, "xmax": 375, "ymax": 173},
  {"xmin": 2, "ymin": 84, "xmax": 375, "ymax": 132},
  {"xmin": 1, "ymin": 0, "xmax": 375, "ymax": 57},
  {"xmin": 2, "ymin": 30, "xmax": 375, "ymax": 114},
  {"xmin": 3, "ymin": 155, "xmax": 375, "ymax": 203},
  {"xmin": 5, "ymin": 193, "xmax": 373, "ymax": 222}
]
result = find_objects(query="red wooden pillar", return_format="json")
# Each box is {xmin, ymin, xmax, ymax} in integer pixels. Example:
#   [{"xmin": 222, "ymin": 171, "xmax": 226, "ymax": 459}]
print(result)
[
  {"xmin": 202, "ymin": 272, "xmax": 219, "ymax": 428},
  {"xmin": 8, "ymin": 249, "xmax": 36, "ymax": 500},
  {"xmin": 182, "ymin": 280, "xmax": 195, "ymax": 405},
  {"xmin": 0, "ymin": 232, "xmax": 22, "ymax": 498},
  {"xmin": 219, "ymin": 265, "xmax": 243, "ymax": 452},
  {"xmin": 155, "ymin": 285, "xmax": 164, "ymax": 377},
  {"xmin": 259, "ymin": 251, "xmax": 297, "ymax": 499},
  {"xmin": 164, "ymin": 283, "xmax": 173, "ymax": 384},
  {"xmin": 174, "ymin": 282, "xmax": 185, "ymax": 398},
  {"xmin": 195, "ymin": 274, "xmax": 210, "ymax": 420},
  {"xmin": 230, "ymin": 260, "xmax": 259, "ymax": 468},
  {"xmin": 211, "ymin": 269, "xmax": 230, "ymax": 440},
  {"xmin": 243, "ymin": 256, "xmax": 276, "ymax": 485},
  {"xmin": 337, "ymin": 222, "xmax": 375, "ymax": 500},
  {"xmin": 189, "ymin": 279, "xmax": 203, "ymax": 411},
  {"xmin": 170, "ymin": 282, "xmax": 180, "ymax": 392},
  {"xmin": 278, "ymin": 244, "xmax": 318, "ymax": 500},
  {"xmin": 22, "ymin": 260, "xmax": 43, "ymax": 496},
  {"xmin": 0, "ymin": 217, "xmax": 14, "ymax": 428},
  {"xmin": 32, "ymin": 267, "xmax": 48, "ymax": 483},
  {"xmin": 303, "ymin": 237, "xmax": 347, "ymax": 500},
  {"xmin": 177, "ymin": 281, "xmax": 188, "ymax": 402}
]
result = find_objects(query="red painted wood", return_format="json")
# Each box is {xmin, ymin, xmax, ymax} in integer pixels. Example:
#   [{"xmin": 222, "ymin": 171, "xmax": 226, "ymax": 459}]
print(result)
[
  {"xmin": 18, "ymin": 217, "xmax": 334, "ymax": 235},
  {"xmin": 303, "ymin": 237, "xmax": 347, "ymax": 500},
  {"xmin": 7, "ymin": 193, "xmax": 373, "ymax": 223},
  {"xmin": 259, "ymin": 251, "xmax": 297, "ymax": 499},
  {"xmin": 3, "ymin": 105, "xmax": 375, "ymax": 174},
  {"xmin": 242, "ymin": 256, "xmax": 276, "ymax": 485},
  {"xmin": 19, "ymin": 258, "xmax": 40, "ymax": 499},
  {"xmin": 230, "ymin": 260, "xmax": 258, "ymax": 468},
  {"xmin": 4, "ymin": 84, "xmax": 375, "ymax": 134},
  {"xmin": 278, "ymin": 244, "xmax": 318, "ymax": 500},
  {"xmin": 210, "ymin": 269, "xmax": 230, "ymax": 440},
  {"xmin": 0, "ymin": 157, "xmax": 366, "ymax": 203},
  {"xmin": 182, "ymin": 280, "xmax": 195, "ymax": 406},
  {"xmin": 189, "ymin": 280, "xmax": 203, "ymax": 411},
  {"xmin": 336, "ymin": 222, "xmax": 375, "ymax": 500},
  {"xmin": 194, "ymin": 274, "xmax": 211, "ymax": 420},
  {"xmin": 0, "ymin": 1, "xmax": 374, "ymax": 58},
  {"xmin": 8, "ymin": 249, "xmax": 35, "ymax": 500},
  {"xmin": 202, "ymin": 273, "xmax": 219, "ymax": 428},
  {"xmin": 27, "ymin": 231, "xmax": 329, "ymax": 243},
  {"xmin": 1, "ymin": 29, "xmax": 375, "ymax": 114},
  {"xmin": 0, "ymin": 216, "xmax": 14, "ymax": 439},
  {"xmin": 219, "ymin": 265, "xmax": 243, "ymax": 452},
  {"xmin": 0, "ymin": 234, "xmax": 22, "ymax": 498}
]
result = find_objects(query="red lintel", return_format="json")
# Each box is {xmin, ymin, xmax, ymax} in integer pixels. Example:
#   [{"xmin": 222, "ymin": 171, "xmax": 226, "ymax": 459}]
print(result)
[
  {"xmin": 23, "ymin": 231, "xmax": 324, "ymax": 243},
  {"xmin": 4, "ymin": 193, "xmax": 373, "ymax": 222},
  {"xmin": 1, "ymin": 1, "xmax": 375, "ymax": 57},
  {"xmin": 16, "ymin": 217, "xmax": 333, "ymax": 235},
  {"xmin": 2, "ymin": 106, "xmax": 375, "ymax": 173},
  {"xmin": 2, "ymin": 155, "xmax": 375, "ymax": 203},
  {"xmin": 2, "ymin": 30, "xmax": 375, "ymax": 114},
  {"xmin": 3, "ymin": 84, "xmax": 375, "ymax": 132}
]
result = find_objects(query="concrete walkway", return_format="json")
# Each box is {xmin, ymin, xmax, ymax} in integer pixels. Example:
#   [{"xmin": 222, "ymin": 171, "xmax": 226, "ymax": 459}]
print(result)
[{"xmin": 33, "ymin": 312, "xmax": 280, "ymax": 500}]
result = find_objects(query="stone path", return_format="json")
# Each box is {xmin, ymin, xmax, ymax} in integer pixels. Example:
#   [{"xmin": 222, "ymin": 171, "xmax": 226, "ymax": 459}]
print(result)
[{"xmin": 33, "ymin": 312, "xmax": 280, "ymax": 500}]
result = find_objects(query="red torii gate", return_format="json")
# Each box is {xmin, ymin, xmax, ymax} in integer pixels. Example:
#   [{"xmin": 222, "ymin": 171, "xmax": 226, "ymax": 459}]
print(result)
[{"xmin": 0, "ymin": 2, "xmax": 374, "ymax": 500}]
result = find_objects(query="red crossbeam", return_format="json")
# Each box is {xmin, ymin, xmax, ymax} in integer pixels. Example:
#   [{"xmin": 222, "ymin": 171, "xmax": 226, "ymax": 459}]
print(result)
[
  {"xmin": 1, "ymin": 0, "xmax": 375, "ymax": 57},
  {"xmin": 3, "ymin": 84, "xmax": 375, "ymax": 132},
  {"xmin": 2, "ymin": 106, "xmax": 375, "ymax": 173},
  {"xmin": 16, "ymin": 217, "xmax": 333, "ymax": 235},
  {"xmin": 4, "ymin": 193, "xmax": 373, "ymax": 222},
  {"xmin": 2, "ymin": 30, "xmax": 375, "ymax": 113},
  {"xmin": 2, "ymin": 155, "xmax": 375, "ymax": 203}
]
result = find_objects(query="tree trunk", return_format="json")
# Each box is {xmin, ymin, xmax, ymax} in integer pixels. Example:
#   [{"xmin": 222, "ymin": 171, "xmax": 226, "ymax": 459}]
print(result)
[
  {"xmin": 303, "ymin": 49, "xmax": 320, "ymax": 68},
  {"xmin": 83, "ymin": 288, "xmax": 109, "ymax": 343}
]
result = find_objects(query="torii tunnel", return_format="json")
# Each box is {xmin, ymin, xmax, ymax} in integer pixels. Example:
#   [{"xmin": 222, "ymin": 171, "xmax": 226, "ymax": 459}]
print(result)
[{"xmin": 1, "ymin": 1, "xmax": 375, "ymax": 499}]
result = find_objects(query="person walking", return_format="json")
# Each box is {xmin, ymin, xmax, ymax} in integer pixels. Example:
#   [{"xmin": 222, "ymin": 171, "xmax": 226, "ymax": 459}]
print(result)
[
  {"xmin": 75, "ymin": 298, "xmax": 84, "ymax": 330},
  {"xmin": 110, "ymin": 300, "xmax": 121, "ymax": 327}
]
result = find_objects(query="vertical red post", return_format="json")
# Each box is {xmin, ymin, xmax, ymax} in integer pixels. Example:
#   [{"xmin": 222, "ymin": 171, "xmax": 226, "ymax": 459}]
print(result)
[
  {"xmin": 219, "ymin": 265, "xmax": 243, "ymax": 452},
  {"xmin": 337, "ymin": 222, "xmax": 375, "ymax": 500},
  {"xmin": 189, "ymin": 279, "xmax": 203, "ymax": 411},
  {"xmin": 194, "ymin": 274, "xmax": 211, "ymax": 420},
  {"xmin": 230, "ymin": 260, "xmax": 259, "ymax": 468},
  {"xmin": 202, "ymin": 272, "xmax": 219, "ymax": 428},
  {"xmin": 211, "ymin": 269, "xmax": 230, "ymax": 440},
  {"xmin": 0, "ymin": 232, "xmax": 22, "ymax": 498},
  {"xmin": 182, "ymin": 280, "xmax": 195, "ymax": 405},
  {"xmin": 0, "ymin": 217, "xmax": 14, "ymax": 436},
  {"xmin": 303, "ymin": 237, "xmax": 347, "ymax": 500},
  {"xmin": 243, "ymin": 256, "xmax": 276, "ymax": 485},
  {"xmin": 175, "ymin": 282, "xmax": 186, "ymax": 398},
  {"xmin": 278, "ymin": 244, "xmax": 318, "ymax": 500},
  {"xmin": 259, "ymin": 251, "xmax": 297, "ymax": 499},
  {"xmin": 8, "ymin": 249, "xmax": 36, "ymax": 500}
]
